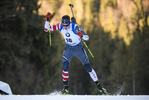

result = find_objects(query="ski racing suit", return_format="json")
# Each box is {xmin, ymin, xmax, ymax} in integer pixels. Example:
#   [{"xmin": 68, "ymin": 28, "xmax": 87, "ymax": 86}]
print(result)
[{"xmin": 44, "ymin": 20, "xmax": 99, "ymax": 82}]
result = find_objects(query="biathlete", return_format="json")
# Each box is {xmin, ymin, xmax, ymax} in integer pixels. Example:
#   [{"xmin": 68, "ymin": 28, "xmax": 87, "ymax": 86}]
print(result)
[{"xmin": 44, "ymin": 12, "xmax": 107, "ymax": 94}]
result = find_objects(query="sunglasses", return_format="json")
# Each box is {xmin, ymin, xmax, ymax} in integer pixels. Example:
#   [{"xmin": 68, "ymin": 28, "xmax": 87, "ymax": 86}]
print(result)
[{"xmin": 63, "ymin": 24, "xmax": 69, "ymax": 27}]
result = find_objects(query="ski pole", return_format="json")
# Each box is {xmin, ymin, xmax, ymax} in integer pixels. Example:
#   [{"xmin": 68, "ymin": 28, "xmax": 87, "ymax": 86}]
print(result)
[
  {"xmin": 48, "ymin": 11, "xmax": 53, "ymax": 86},
  {"xmin": 82, "ymin": 40, "xmax": 116, "ymax": 94},
  {"xmin": 81, "ymin": 39, "xmax": 112, "ymax": 86},
  {"xmin": 76, "ymin": 30, "xmax": 112, "ymax": 88}
]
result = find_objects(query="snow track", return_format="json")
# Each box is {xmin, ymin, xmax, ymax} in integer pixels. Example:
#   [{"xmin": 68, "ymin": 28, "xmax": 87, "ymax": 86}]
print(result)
[{"xmin": 0, "ymin": 95, "xmax": 149, "ymax": 100}]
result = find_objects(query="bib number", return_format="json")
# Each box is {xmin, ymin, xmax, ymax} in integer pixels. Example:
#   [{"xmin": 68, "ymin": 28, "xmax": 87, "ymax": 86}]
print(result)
[{"xmin": 66, "ymin": 38, "xmax": 72, "ymax": 43}]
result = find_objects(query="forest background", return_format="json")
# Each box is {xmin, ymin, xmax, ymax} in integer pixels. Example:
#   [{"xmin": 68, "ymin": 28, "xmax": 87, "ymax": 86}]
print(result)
[{"xmin": 0, "ymin": 0, "xmax": 149, "ymax": 95}]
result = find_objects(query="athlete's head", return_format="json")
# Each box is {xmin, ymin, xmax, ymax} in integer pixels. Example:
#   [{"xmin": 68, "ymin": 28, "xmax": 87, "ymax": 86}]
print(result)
[
  {"xmin": 62, "ymin": 15, "xmax": 70, "ymax": 30},
  {"xmin": 62, "ymin": 15, "xmax": 70, "ymax": 25}
]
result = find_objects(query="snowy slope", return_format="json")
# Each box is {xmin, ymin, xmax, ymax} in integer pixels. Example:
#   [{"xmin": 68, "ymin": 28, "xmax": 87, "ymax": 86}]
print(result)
[{"xmin": 0, "ymin": 95, "xmax": 149, "ymax": 100}]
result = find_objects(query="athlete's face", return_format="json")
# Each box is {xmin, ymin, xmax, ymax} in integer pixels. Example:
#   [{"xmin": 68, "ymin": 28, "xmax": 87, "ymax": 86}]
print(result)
[{"xmin": 63, "ymin": 24, "xmax": 70, "ymax": 30}]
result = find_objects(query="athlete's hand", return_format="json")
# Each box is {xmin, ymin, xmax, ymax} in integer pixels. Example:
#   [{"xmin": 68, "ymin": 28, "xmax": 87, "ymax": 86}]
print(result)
[
  {"xmin": 47, "ymin": 12, "xmax": 51, "ymax": 18},
  {"xmin": 77, "ymin": 31, "xmax": 83, "ymax": 37},
  {"xmin": 47, "ymin": 12, "xmax": 51, "ymax": 21}
]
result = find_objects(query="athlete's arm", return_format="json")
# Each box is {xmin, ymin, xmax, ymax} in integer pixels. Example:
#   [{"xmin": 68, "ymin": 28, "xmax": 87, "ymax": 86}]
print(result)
[
  {"xmin": 44, "ymin": 21, "xmax": 62, "ymax": 32},
  {"xmin": 75, "ymin": 25, "xmax": 89, "ymax": 41}
]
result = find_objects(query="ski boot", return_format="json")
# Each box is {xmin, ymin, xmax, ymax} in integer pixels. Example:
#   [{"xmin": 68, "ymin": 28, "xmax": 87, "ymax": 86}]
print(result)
[
  {"xmin": 95, "ymin": 81, "xmax": 107, "ymax": 95},
  {"xmin": 61, "ymin": 81, "xmax": 69, "ymax": 94}
]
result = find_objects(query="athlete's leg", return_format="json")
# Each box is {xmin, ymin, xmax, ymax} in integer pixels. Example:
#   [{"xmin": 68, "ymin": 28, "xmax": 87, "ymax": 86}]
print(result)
[
  {"xmin": 75, "ymin": 47, "xmax": 98, "ymax": 82},
  {"xmin": 75, "ymin": 47, "xmax": 107, "ymax": 94},
  {"xmin": 61, "ymin": 47, "xmax": 73, "ymax": 94},
  {"xmin": 75, "ymin": 44, "xmax": 107, "ymax": 94},
  {"xmin": 62, "ymin": 50, "xmax": 72, "ymax": 81}
]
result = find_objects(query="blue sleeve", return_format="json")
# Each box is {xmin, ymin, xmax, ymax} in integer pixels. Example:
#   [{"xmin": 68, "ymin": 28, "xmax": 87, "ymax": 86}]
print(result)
[{"xmin": 74, "ymin": 24, "xmax": 86, "ymax": 35}]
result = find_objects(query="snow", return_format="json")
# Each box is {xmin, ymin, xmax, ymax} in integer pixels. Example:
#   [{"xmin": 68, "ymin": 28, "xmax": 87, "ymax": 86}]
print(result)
[
  {"xmin": 0, "ymin": 95, "xmax": 149, "ymax": 100},
  {"xmin": 0, "ymin": 81, "xmax": 12, "ymax": 95}
]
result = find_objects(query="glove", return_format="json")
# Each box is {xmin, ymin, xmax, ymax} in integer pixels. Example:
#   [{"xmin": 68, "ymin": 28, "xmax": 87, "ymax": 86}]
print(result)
[
  {"xmin": 47, "ymin": 12, "xmax": 51, "ymax": 21},
  {"xmin": 77, "ymin": 31, "xmax": 83, "ymax": 37},
  {"xmin": 47, "ymin": 12, "xmax": 51, "ymax": 18}
]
